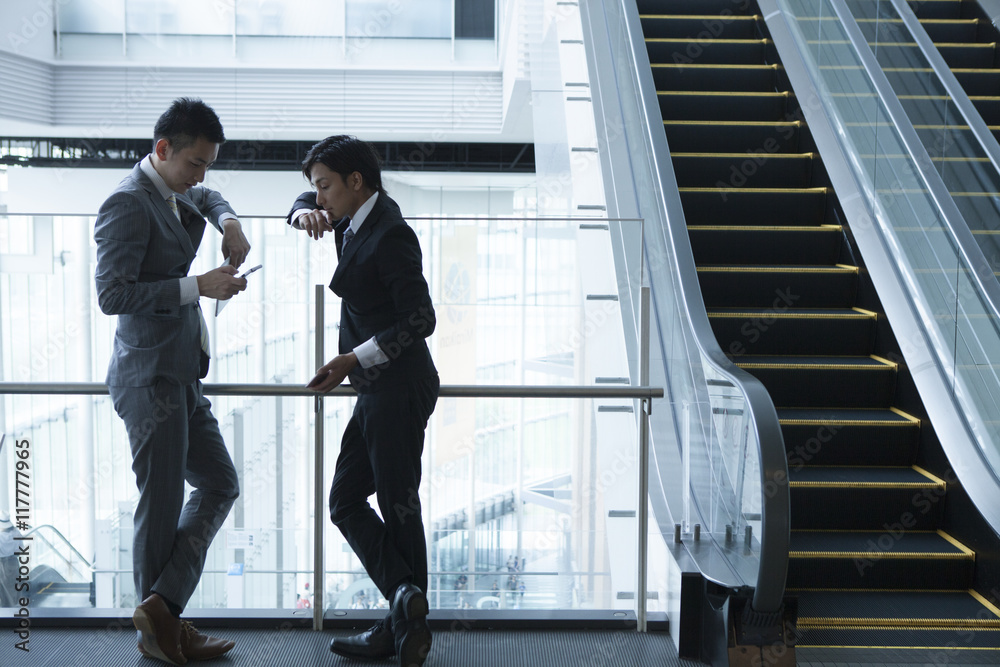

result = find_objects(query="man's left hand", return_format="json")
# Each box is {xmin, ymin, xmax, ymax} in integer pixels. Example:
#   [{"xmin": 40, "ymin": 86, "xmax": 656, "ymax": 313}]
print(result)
[
  {"xmin": 222, "ymin": 218, "xmax": 251, "ymax": 268},
  {"xmin": 306, "ymin": 353, "xmax": 358, "ymax": 393}
]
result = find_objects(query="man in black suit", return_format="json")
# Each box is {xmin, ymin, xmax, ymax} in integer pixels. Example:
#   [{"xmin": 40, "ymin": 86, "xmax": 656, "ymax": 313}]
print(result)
[{"xmin": 288, "ymin": 136, "xmax": 438, "ymax": 667}]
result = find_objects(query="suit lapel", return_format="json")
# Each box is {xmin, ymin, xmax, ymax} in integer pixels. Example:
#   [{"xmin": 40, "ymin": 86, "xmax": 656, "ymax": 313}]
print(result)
[
  {"xmin": 132, "ymin": 166, "xmax": 197, "ymax": 260},
  {"xmin": 332, "ymin": 198, "xmax": 385, "ymax": 285}
]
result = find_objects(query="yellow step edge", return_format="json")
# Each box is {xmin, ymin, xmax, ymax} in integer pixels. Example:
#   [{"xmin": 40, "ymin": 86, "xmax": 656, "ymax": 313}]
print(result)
[
  {"xmin": 912, "ymin": 465, "xmax": 948, "ymax": 487},
  {"xmin": 852, "ymin": 306, "xmax": 878, "ymax": 318},
  {"xmin": 639, "ymin": 14, "xmax": 761, "ymax": 20},
  {"xmin": 737, "ymin": 362, "xmax": 890, "ymax": 372},
  {"xmin": 779, "ymin": 417, "xmax": 917, "ymax": 426},
  {"xmin": 806, "ymin": 40, "xmax": 995, "ymax": 48},
  {"xmin": 687, "ymin": 224, "xmax": 840, "ymax": 230},
  {"xmin": 800, "ymin": 17, "xmax": 978, "ymax": 24},
  {"xmin": 645, "ymin": 37, "xmax": 770, "ymax": 44},
  {"xmin": 665, "ymin": 120, "xmax": 802, "ymax": 127},
  {"xmin": 798, "ymin": 643, "xmax": 1000, "ymax": 651},
  {"xmin": 790, "ymin": 550, "xmax": 971, "ymax": 559},
  {"xmin": 678, "ymin": 185, "xmax": 825, "ymax": 192},
  {"xmin": 671, "ymin": 151, "xmax": 812, "ymax": 158},
  {"xmin": 786, "ymin": 587, "xmax": 968, "ymax": 592},
  {"xmin": 971, "ymin": 590, "xmax": 1000, "ymax": 618},
  {"xmin": 650, "ymin": 62, "xmax": 781, "ymax": 69},
  {"xmin": 697, "ymin": 266, "xmax": 855, "ymax": 274},
  {"xmin": 709, "ymin": 311, "xmax": 870, "ymax": 319},
  {"xmin": 798, "ymin": 619, "xmax": 1000, "ymax": 628},
  {"xmin": 657, "ymin": 90, "xmax": 790, "ymax": 96},
  {"xmin": 938, "ymin": 529, "xmax": 976, "ymax": 557},
  {"xmin": 889, "ymin": 407, "xmax": 922, "ymax": 425}
]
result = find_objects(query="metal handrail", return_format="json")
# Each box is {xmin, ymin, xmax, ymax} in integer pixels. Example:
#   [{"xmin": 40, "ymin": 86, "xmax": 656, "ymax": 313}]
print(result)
[
  {"xmin": 25, "ymin": 524, "xmax": 94, "ymax": 571},
  {"xmin": 0, "ymin": 382, "xmax": 662, "ymax": 400}
]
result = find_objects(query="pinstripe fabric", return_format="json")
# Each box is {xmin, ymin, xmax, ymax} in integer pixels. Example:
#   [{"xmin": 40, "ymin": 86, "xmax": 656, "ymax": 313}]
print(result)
[
  {"xmin": 95, "ymin": 161, "xmax": 240, "ymax": 609},
  {"xmin": 109, "ymin": 379, "xmax": 238, "ymax": 606},
  {"xmin": 95, "ymin": 163, "xmax": 233, "ymax": 386}
]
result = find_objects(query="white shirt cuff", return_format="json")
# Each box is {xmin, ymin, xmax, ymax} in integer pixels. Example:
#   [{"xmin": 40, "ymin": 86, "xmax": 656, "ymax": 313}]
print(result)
[
  {"xmin": 354, "ymin": 337, "xmax": 389, "ymax": 369},
  {"xmin": 220, "ymin": 212, "xmax": 238, "ymax": 224},
  {"xmin": 179, "ymin": 276, "xmax": 200, "ymax": 305}
]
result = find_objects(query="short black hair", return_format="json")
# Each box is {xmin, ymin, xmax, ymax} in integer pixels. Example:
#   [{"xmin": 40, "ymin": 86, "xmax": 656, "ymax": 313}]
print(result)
[
  {"xmin": 152, "ymin": 98, "xmax": 225, "ymax": 152},
  {"xmin": 302, "ymin": 135, "xmax": 384, "ymax": 195}
]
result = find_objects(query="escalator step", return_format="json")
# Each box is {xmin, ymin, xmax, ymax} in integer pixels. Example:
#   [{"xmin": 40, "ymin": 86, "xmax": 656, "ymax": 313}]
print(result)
[
  {"xmin": 639, "ymin": 14, "xmax": 761, "ymax": 40},
  {"xmin": 793, "ymin": 589, "xmax": 1000, "ymax": 627},
  {"xmin": 709, "ymin": 307, "xmax": 874, "ymax": 356},
  {"xmin": 665, "ymin": 120, "xmax": 804, "ymax": 153},
  {"xmin": 689, "ymin": 225, "xmax": 842, "ymax": 264},
  {"xmin": 734, "ymin": 354, "xmax": 896, "ymax": 408},
  {"xmin": 953, "ymin": 68, "xmax": 1000, "ymax": 96},
  {"xmin": 659, "ymin": 91, "xmax": 792, "ymax": 122},
  {"xmin": 789, "ymin": 466, "xmax": 946, "ymax": 530},
  {"xmin": 636, "ymin": 0, "xmax": 755, "ymax": 16},
  {"xmin": 651, "ymin": 63, "xmax": 780, "ymax": 92},
  {"xmin": 873, "ymin": 42, "xmax": 996, "ymax": 70},
  {"xmin": 797, "ymin": 626, "xmax": 1000, "ymax": 649},
  {"xmin": 698, "ymin": 264, "xmax": 857, "ymax": 309},
  {"xmin": 646, "ymin": 37, "xmax": 769, "ymax": 65},
  {"xmin": 787, "ymin": 529, "xmax": 975, "ymax": 589},
  {"xmin": 672, "ymin": 152, "xmax": 813, "ymax": 187},
  {"xmin": 906, "ymin": 0, "xmax": 965, "ymax": 20},
  {"xmin": 795, "ymin": 17, "xmax": 980, "ymax": 44},
  {"xmin": 780, "ymin": 407, "xmax": 921, "ymax": 467},
  {"xmin": 678, "ymin": 186, "xmax": 827, "ymax": 226}
]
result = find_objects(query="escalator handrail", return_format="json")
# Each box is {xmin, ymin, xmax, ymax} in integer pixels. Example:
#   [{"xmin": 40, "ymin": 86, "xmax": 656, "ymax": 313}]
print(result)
[
  {"xmin": 25, "ymin": 523, "xmax": 94, "ymax": 571},
  {"xmin": 611, "ymin": 0, "xmax": 790, "ymax": 615},
  {"xmin": 886, "ymin": 0, "xmax": 1000, "ymax": 317}
]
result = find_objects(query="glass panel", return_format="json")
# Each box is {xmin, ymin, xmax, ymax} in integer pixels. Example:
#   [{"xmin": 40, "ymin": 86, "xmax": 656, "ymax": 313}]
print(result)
[
  {"xmin": 346, "ymin": 0, "xmax": 450, "ymax": 39},
  {"xmin": 236, "ymin": 0, "xmax": 345, "ymax": 37},
  {"xmin": 126, "ymin": 0, "xmax": 232, "ymax": 36},
  {"xmin": 0, "ymin": 215, "xmax": 644, "ymax": 614},
  {"xmin": 59, "ymin": 0, "xmax": 125, "ymax": 34},
  {"xmin": 778, "ymin": 0, "xmax": 1000, "ymax": 477}
]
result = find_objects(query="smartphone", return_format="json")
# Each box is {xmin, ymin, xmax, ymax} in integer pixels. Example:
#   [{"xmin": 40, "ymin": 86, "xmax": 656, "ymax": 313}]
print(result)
[{"xmin": 239, "ymin": 264, "xmax": 262, "ymax": 279}]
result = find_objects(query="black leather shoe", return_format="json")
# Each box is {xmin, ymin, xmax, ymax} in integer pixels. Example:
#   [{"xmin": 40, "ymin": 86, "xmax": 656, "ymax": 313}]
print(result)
[
  {"xmin": 391, "ymin": 584, "xmax": 431, "ymax": 667},
  {"xmin": 330, "ymin": 618, "xmax": 395, "ymax": 660}
]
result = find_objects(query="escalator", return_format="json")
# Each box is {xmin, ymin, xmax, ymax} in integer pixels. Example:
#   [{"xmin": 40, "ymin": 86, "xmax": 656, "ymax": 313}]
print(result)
[{"xmin": 639, "ymin": 0, "xmax": 1000, "ymax": 652}]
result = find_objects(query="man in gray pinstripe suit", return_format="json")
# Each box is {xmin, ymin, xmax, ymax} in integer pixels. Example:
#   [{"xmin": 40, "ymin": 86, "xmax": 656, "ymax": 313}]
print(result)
[{"xmin": 95, "ymin": 98, "xmax": 249, "ymax": 665}]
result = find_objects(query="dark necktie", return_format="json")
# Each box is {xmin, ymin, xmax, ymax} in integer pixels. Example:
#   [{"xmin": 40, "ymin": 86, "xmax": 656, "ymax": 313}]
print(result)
[{"xmin": 342, "ymin": 227, "xmax": 355, "ymax": 253}]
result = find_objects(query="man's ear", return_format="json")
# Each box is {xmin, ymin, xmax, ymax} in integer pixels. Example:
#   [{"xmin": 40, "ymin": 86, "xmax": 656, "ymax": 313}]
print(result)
[
  {"xmin": 350, "ymin": 171, "xmax": 364, "ymax": 191},
  {"xmin": 154, "ymin": 138, "xmax": 171, "ymax": 161}
]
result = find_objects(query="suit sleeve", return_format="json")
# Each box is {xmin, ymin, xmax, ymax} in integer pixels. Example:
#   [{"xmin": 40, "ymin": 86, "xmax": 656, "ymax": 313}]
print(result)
[
  {"xmin": 287, "ymin": 192, "xmax": 318, "ymax": 228},
  {"xmin": 94, "ymin": 191, "xmax": 181, "ymax": 318},
  {"xmin": 374, "ymin": 224, "xmax": 436, "ymax": 351},
  {"xmin": 188, "ymin": 186, "xmax": 237, "ymax": 233}
]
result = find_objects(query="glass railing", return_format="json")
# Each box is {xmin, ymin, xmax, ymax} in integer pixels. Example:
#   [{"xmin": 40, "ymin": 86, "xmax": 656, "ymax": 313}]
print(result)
[
  {"xmin": 0, "ymin": 213, "xmax": 664, "ymax": 626},
  {"xmin": 775, "ymin": 0, "xmax": 1000, "ymax": 486},
  {"xmin": 580, "ymin": 0, "xmax": 790, "ymax": 624}
]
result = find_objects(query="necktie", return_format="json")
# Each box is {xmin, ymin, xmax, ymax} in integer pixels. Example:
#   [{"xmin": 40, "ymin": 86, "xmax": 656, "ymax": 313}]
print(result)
[
  {"xmin": 342, "ymin": 226, "xmax": 355, "ymax": 253},
  {"xmin": 169, "ymin": 194, "xmax": 211, "ymax": 360}
]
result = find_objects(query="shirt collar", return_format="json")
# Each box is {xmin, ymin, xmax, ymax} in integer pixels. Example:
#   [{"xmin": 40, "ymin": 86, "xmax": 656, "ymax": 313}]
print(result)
[
  {"xmin": 139, "ymin": 154, "xmax": 176, "ymax": 201},
  {"xmin": 349, "ymin": 191, "xmax": 379, "ymax": 234}
]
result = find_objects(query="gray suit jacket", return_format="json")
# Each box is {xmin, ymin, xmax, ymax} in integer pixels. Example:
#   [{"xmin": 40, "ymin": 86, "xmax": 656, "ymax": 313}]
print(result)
[{"xmin": 95, "ymin": 163, "xmax": 236, "ymax": 387}]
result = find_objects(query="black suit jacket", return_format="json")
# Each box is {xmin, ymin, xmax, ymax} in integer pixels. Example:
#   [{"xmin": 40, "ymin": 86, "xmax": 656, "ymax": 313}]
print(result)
[{"xmin": 288, "ymin": 192, "xmax": 437, "ymax": 392}]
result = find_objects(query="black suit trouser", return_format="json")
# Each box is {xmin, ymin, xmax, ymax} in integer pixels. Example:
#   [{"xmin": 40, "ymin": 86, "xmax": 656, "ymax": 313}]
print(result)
[{"xmin": 329, "ymin": 374, "xmax": 439, "ymax": 600}]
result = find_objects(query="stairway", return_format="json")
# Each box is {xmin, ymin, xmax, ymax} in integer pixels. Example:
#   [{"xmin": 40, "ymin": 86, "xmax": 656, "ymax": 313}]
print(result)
[{"xmin": 638, "ymin": 0, "xmax": 1000, "ymax": 651}]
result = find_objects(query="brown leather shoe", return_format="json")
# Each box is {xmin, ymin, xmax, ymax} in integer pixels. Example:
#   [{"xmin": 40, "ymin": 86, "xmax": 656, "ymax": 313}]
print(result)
[
  {"xmin": 179, "ymin": 621, "xmax": 235, "ymax": 661},
  {"xmin": 133, "ymin": 594, "xmax": 186, "ymax": 665}
]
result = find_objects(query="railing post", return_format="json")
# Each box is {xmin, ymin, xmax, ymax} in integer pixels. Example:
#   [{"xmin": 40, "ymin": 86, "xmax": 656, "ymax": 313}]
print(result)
[
  {"xmin": 313, "ymin": 284, "xmax": 325, "ymax": 631},
  {"xmin": 637, "ymin": 281, "xmax": 650, "ymax": 632}
]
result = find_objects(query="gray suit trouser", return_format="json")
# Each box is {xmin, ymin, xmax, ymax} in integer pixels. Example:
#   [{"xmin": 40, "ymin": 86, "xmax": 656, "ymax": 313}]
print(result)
[{"xmin": 110, "ymin": 378, "xmax": 239, "ymax": 609}]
